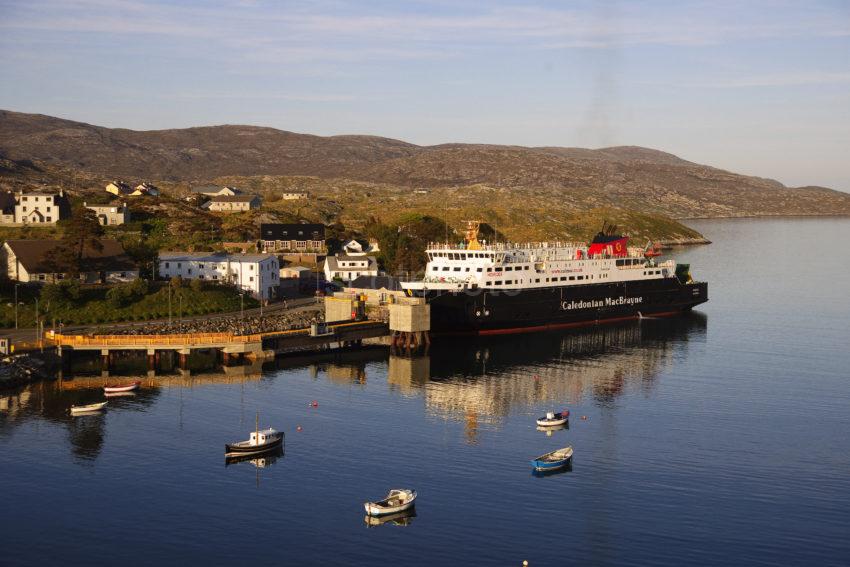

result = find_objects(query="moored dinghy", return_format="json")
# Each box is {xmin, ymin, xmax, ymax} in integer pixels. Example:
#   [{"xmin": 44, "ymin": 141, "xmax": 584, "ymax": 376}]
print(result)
[
  {"xmin": 104, "ymin": 381, "xmax": 140, "ymax": 394},
  {"xmin": 531, "ymin": 446, "xmax": 573, "ymax": 472},
  {"xmin": 70, "ymin": 401, "xmax": 107, "ymax": 415},
  {"xmin": 364, "ymin": 489, "xmax": 417, "ymax": 517},
  {"xmin": 536, "ymin": 409, "xmax": 569, "ymax": 427}
]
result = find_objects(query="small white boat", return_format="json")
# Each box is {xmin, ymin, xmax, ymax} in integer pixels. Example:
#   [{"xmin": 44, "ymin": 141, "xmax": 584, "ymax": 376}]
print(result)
[
  {"xmin": 70, "ymin": 401, "xmax": 107, "ymax": 414},
  {"xmin": 364, "ymin": 489, "xmax": 417, "ymax": 517},
  {"xmin": 536, "ymin": 410, "xmax": 569, "ymax": 427},
  {"xmin": 104, "ymin": 381, "xmax": 140, "ymax": 393},
  {"xmin": 225, "ymin": 413, "xmax": 284, "ymax": 457}
]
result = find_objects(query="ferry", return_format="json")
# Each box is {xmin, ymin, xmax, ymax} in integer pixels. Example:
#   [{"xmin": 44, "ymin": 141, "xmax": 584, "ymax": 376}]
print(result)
[{"xmin": 401, "ymin": 221, "xmax": 708, "ymax": 335}]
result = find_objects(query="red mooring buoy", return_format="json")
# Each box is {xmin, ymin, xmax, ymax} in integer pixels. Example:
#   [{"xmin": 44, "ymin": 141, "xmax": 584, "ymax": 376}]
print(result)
[{"xmin": 310, "ymin": 400, "xmax": 318, "ymax": 408}]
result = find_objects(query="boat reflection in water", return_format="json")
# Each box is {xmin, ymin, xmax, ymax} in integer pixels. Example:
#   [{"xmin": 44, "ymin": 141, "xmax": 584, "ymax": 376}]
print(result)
[
  {"xmin": 536, "ymin": 423, "xmax": 568, "ymax": 436},
  {"xmin": 531, "ymin": 460, "xmax": 573, "ymax": 478},
  {"xmin": 364, "ymin": 508, "xmax": 417, "ymax": 528},
  {"xmin": 225, "ymin": 445, "xmax": 285, "ymax": 468}
]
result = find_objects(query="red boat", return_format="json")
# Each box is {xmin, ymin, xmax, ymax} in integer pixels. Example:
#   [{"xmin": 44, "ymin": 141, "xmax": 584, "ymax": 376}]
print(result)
[{"xmin": 103, "ymin": 381, "xmax": 141, "ymax": 393}]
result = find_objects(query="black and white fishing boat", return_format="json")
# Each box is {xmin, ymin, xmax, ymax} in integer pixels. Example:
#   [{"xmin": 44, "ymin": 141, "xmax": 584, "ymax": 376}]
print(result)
[
  {"xmin": 401, "ymin": 221, "xmax": 708, "ymax": 335},
  {"xmin": 225, "ymin": 414, "xmax": 284, "ymax": 457}
]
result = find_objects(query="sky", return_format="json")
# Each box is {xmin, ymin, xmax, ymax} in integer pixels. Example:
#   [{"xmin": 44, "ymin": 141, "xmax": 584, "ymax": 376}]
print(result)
[{"xmin": 1, "ymin": 0, "xmax": 849, "ymax": 190}]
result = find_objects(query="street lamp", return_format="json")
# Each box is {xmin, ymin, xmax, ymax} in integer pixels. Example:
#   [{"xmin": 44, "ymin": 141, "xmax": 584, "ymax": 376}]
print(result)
[
  {"xmin": 239, "ymin": 292, "xmax": 245, "ymax": 320},
  {"xmin": 14, "ymin": 283, "xmax": 19, "ymax": 329}
]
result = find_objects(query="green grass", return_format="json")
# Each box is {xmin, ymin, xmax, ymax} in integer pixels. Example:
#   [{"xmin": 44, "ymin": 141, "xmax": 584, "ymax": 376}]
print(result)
[{"xmin": 0, "ymin": 281, "xmax": 259, "ymax": 328}]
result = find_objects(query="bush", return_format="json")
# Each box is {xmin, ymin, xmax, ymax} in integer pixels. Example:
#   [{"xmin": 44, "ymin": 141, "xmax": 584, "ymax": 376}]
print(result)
[
  {"xmin": 106, "ymin": 278, "xmax": 150, "ymax": 308},
  {"xmin": 170, "ymin": 276, "xmax": 182, "ymax": 289},
  {"xmin": 190, "ymin": 278, "xmax": 203, "ymax": 293}
]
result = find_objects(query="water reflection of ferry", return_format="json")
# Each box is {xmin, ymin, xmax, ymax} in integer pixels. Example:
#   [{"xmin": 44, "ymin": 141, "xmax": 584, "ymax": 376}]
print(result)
[{"xmin": 390, "ymin": 314, "xmax": 707, "ymax": 440}]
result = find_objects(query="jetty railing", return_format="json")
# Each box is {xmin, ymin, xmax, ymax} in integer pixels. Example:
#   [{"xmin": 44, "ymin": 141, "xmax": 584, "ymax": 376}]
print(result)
[{"xmin": 49, "ymin": 320, "xmax": 378, "ymax": 348}]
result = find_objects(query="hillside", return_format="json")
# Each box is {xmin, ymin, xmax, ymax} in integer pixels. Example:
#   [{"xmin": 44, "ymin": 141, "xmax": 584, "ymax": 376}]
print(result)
[{"xmin": 2, "ymin": 109, "xmax": 849, "ymax": 245}]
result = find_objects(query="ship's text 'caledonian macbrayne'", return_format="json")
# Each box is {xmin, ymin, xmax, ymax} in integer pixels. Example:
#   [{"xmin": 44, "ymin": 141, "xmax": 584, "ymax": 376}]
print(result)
[{"xmin": 401, "ymin": 221, "xmax": 708, "ymax": 335}]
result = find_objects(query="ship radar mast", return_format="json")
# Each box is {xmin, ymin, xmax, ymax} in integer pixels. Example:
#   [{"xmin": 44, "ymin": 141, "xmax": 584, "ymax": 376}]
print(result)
[{"xmin": 464, "ymin": 220, "xmax": 482, "ymax": 250}]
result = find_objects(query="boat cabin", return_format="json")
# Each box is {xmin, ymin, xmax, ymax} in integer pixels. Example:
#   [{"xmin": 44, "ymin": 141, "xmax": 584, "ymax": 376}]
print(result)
[{"xmin": 250, "ymin": 428, "xmax": 281, "ymax": 446}]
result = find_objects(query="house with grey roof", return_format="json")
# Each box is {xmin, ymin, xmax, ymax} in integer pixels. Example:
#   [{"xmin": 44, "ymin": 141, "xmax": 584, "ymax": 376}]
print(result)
[
  {"xmin": 324, "ymin": 254, "xmax": 378, "ymax": 282},
  {"xmin": 202, "ymin": 194, "xmax": 261, "ymax": 212}
]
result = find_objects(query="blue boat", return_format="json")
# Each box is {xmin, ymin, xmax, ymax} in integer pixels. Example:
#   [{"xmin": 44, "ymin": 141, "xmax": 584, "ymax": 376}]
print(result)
[{"xmin": 531, "ymin": 446, "xmax": 573, "ymax": 472}]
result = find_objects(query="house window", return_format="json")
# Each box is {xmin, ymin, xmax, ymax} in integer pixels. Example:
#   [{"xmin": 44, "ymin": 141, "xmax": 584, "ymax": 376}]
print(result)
[
  {"xmin": 249, "ymin": 277, "xmax": 254, "ymax": 282},
  {"xmin": 442, "ymin": 267, "xmax": 449, "ymax": 271},
  {"xmin": 476, "ymin": 268, "xmax": 482, "ymax": 272},
  {"xmin": 453, "ymin": 267, "xmax": 461, "ymax": 272},
  {"xmin": 165, "ymin": 262, "xmax": 170, "ymax": 268},
  {"xmin": 213, "ymin": 275, "xmax": 218, "ymax": 280},
  {"xmin": 199, "ymin": 275, "xmax": 205, "ymax": 279},
  {"xmin": 46, "ymin": 217, "xmax": 51, "ymax": 222},
  {"xmin": 38, "ymin": 274, "xmax": 45, "ymax": 281},
  {"xmin": 187, "ymin": 269, "xmax": 192, "ymax": 275},
  {"xmin": 495, "ymin": 280, "xmax": 502, "ymax": 285},
  {"xmin": 199, "ymin": 263, "xmax": 204, "ymax": 269}
]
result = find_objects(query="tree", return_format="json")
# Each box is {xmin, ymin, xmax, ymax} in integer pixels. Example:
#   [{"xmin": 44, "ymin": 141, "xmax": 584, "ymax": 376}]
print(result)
[{"xmin": 48, "ymin": 206, "xmax": 104, "ymax": 276}]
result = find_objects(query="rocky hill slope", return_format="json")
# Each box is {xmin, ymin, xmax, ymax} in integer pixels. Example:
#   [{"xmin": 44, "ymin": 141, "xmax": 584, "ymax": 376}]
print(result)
[{"xmin": 2, "ymin": 109, "xmax": 848, "ymax": 224}]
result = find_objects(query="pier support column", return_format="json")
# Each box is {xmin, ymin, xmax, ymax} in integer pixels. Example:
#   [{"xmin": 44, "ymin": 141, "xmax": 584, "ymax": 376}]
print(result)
[
  {"xmin": 60, "ymin": 349, "xmax": 71, "ymax": 372},
  {"xmin": 101, "ymin": 349, "xmax": 111, "ymax": 371},
  {"xmin": 222, "ymin": 351, "xmax": 231, "ymax": 365},
  {"xmin": 178, "ymin": 348, "xmax": 190, "ymax": 370},
  {"xmin": 147, "ymin": 349, "xmax": 156, "ymax": 371}
]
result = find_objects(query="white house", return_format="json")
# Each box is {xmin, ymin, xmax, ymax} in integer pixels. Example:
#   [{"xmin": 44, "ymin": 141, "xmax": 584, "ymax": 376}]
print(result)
[
  {"xmin": 324, "ymin": 254, "xmax": 378, "ymax": 282},
  {"xmin": 85, "ymin": 201, "xmax": 130, "ymax": 225},
  {"xmin": 281, "ymin": 192, "xmax": 308, "ymax": 200},
  {"xmin": 10, "ymin": 190, "xmax": 71, "ymax": 225},
  {"xmin": 132, "ymin": 183, "xmax": 160, "ymax": 196},
  {"xmin": 106, "ymin": 181, "xmax": 133, "ymax": 196},
  {"xmin": 191, "ymin": 186, "xmax": 241, "ymax": 197},
  {"xmin": 341, "ymin": 239, "xmax": 380, "ymax": 255},
  {"xmin": 158, "ymin": 252, "xmax": 279, "ymax": 300},
  {"xmin": 202, "ymin": 194, "xmax": 262, "ymax": 212}
]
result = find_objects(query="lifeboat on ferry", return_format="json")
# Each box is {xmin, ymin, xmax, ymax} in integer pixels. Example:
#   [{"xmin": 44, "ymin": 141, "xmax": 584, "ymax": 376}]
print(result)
[{"xmin": 644, "ymin": 243, "xmax": 663, "ymax": 258}]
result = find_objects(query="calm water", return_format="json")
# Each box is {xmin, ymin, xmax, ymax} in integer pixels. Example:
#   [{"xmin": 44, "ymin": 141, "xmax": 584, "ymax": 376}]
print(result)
[{"xmin": 2, "ymin": 218, "xmax": 849, "ymax": 566}]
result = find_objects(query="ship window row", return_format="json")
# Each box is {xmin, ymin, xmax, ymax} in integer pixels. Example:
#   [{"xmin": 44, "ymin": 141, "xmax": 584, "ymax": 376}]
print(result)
[
  {"xmin": 616, "ymin": 258, "xmax": 644, "ymax": 267},
  {"xmin": 432, "ymin": 252, "xmax": 498, "ymax": 260},
  {"xmin": 644, "ymin": 270, "xmax": 662, "ymax": 275}
]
